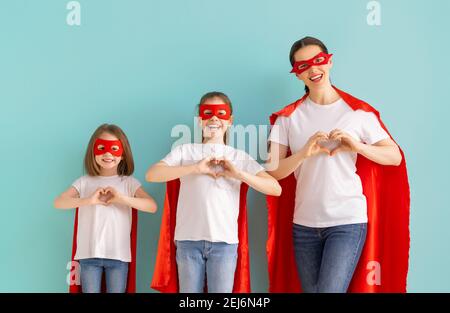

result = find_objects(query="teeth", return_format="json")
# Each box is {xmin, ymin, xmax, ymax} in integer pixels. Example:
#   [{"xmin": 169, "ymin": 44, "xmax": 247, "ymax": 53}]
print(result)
[
  {"xmin": 208, "ymin": 125, "xmax": 220, "ymax": 129},
  {"xmin": 310, "ymin": 74, "xmax": 323, "ymax": 81}
]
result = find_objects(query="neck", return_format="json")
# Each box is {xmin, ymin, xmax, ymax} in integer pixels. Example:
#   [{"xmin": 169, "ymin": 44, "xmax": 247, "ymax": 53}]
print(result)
[
  {"xmin": 99, "ymin": 167, "xmax": 118, "ymax": 176},
  {"xmin": 203, "ymin": 136, "xmax": 225, "ymax": 145},
  {"xmin": 308, "ymin": 83, "xmax": 340, "ymax": 105}
]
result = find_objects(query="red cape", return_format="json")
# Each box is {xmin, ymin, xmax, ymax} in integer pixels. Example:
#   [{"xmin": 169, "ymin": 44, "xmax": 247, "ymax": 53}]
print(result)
[
  {"xmin": 266, "ymin": 86, "xmax": 410, "ymax": 292},
  {"xmin": 69, "ymin": 208, "xmax": 138, "ymax": 293},
  {"xmin": 151, "ymin": 179, "xmax": 251, "ymax": 293}
]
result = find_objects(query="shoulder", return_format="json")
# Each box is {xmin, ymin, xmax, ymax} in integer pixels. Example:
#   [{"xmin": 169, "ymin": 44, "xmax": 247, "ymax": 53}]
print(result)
[{"xmin": 227, "ymin": 146, "xmax": 255, "ymax": 162}]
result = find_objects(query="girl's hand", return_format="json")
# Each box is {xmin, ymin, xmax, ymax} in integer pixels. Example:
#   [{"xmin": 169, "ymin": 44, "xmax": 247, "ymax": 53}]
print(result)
[
  {"xmin": 216, "ymin": 159, "xmax": 242, "ymax": 180},
  {"xmin": 88, "ymin": 187, "xmax": 109, "ymax": 206},
  {"xmin": 194, "ymin": 156, "xmax": 218, "ymax": 178},
  {"xmin": 328, "ymin": 129, "xmax": 363, "ymax": 156},
  {"xmin": 301, "ymin": 131, "xmax": 331, "ymax": 159},
  {"xmin": 103, "ymin": 186, "xmax": 125, "ymax": 205}
]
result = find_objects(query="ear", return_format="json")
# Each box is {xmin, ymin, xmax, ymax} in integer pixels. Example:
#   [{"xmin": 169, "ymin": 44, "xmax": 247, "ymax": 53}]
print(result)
[
  {"xmin": 229, "ymin": 115, "xmax": 234, "ymax": 125},
  {"xmin": 328, "ymin": 56, "xmax": 333, "ymax": 69}
]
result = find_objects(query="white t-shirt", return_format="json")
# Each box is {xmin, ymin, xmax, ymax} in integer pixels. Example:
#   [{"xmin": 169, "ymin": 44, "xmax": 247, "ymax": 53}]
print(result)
[
  {"xmin": 268, "ymin": 97, "xmax": 390, "ymax": 227},
  {"xmin": 72, "ymin": 175, "xmax": 141, "ymax": 262},
  {"xmin": 162, "ymin": 143, "xmax": 265, "ymax": 244}
]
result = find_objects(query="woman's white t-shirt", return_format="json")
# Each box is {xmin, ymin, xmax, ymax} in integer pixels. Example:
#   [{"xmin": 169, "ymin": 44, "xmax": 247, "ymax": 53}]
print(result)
[
  {"xmin": 268, "ymin": 97, "xmax": 390, "ymax": 227},
  {"xmin": 162, "ymin": 143, "xmax": 265, "ymax": 244},
  {"xmin": 72, "ymin": 175, "xmax": 141, "ymax": 262}
]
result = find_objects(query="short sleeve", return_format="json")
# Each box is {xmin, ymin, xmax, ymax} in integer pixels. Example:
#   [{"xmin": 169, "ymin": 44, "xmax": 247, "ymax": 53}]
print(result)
[
  {"xmin": 268, "ymin": 116, "xmax": 289, "ymax": 147},
  {"xmin": 161, "ymin": 144, "xmax": 183, "ymax": 166},
  {"xmin": 71, "ymin": 176, "xmax": 84, "ymax": 196},
  {"xmin": 240, "ymin": 153, "xmax": 265, "ymax": 176},
  {"xmin": 360, "ymin": 111, "xmax": 390, "ymax": 145},
  {"xmin": 127, "ymin": 176, "xmax": 142, "ymax": 197}
]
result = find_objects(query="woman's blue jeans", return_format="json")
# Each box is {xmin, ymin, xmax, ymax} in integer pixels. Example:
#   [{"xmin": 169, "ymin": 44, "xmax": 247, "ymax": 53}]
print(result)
[{"xmin": 293, "ymin": 223, "xmax": 367, "ymax": 293}]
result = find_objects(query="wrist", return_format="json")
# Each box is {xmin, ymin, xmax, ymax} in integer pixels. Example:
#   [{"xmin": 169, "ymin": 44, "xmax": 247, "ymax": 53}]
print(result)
[
  {"xmin": 235, "ymin": 169, "xmax": 245, "ymax": 180},
  {"xmin": 355, "ymin": 142, "xmax": 366, "ymax": 154},
  {"xmin": 190, "ymin": 164, "xmax": 200, "ymax": 175}
]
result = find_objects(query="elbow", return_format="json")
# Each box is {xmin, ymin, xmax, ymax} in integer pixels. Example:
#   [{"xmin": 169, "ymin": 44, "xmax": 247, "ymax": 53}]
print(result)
[
  {"xmin": 273, "ymin": 184, "xmax": 282, "ymax": 197},
  {"xmin": 393, "ymin": 154, "xmax": 402, "ymax": 166},
  {"xmin": 149, "ymin": 202, "xmax": 158, "ymax": 213},
  {"xmin": 145, "ymin": 170, "xmax": 155, "ymax": 182},
  {"xmin": 391, "ymin": 147, "xmax": 403, "ymax": 166},
  {"xmin": 54, "ymin": 198, "xmax": 62, "ymax": 209},
  {"xmin": 268, "ymin": 180, "xmax": 282, "ymax": 197}
]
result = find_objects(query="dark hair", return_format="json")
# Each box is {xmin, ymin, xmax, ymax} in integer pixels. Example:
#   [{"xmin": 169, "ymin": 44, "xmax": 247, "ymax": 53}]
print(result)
[
  {"xmin": 197, "ymin": 91, "xmax": 233, "ymax": 144},
  {"xmin": 84, "ymin": 124, "xmax": 134, "ymax": 176},
  {"xmin": 289, "ymin": 36, "xmax": 329, "ymax": 93}
]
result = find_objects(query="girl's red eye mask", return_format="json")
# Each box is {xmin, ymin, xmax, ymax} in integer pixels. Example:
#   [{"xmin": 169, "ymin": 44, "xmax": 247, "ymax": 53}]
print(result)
[
  {"xmin": 93, "ymin": 139, "xmax": 124, "ymax": 157},
  {"xmin": 199, "ymin": 104, "xmax": 232, "ymax": 120}
]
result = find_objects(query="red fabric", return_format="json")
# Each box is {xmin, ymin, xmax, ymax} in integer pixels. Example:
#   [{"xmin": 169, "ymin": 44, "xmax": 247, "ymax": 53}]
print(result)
[
  {"xmin": 69, "ymin": 208, "xmax": 138, "ymax": 293},
  {"xmin": 151, "ymin": 179, "xmax": 251, "ymax": 293},
  {"xmin": 266, "ymin": 86, "xmax": 410, "ymax": 292}
]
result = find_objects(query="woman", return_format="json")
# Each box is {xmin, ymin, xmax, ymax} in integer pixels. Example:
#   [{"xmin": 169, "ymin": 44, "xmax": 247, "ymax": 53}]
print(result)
[{"xmin": 266, "ymin": 37, "xmax": 410, "ymax": 293}]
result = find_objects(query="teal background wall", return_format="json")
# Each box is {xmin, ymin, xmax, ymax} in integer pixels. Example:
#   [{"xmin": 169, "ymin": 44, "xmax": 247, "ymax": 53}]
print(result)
[{"xmin": 0, "ymin": 0, "xmax": 448, "ymax": 292}]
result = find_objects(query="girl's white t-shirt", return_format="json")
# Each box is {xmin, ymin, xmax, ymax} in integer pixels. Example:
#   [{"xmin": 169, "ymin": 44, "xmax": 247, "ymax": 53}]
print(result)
[
  {"xmin": 72, "ymin": 175, "xmax": 141, "ymax": 262},
  {"xmin": 268, "ymin": 97, "xmax": 390, "ymax": 227},
  {"xmin": 162, "ymin": 143, "xmax": 265, "ymax": 244}
]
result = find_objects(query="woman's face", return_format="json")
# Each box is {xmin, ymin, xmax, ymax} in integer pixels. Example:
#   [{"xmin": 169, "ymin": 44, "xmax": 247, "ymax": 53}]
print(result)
[
  {"xmin": 199, "ymin": 97, "xmax": 233, "ymax": 141},
  {"xmin": 293, "ymin": 44, "xmax": 333, "ymax": 91},
  {"xmin": 94, "ymin": 132, "xmax": 123, "ymax": 170}
]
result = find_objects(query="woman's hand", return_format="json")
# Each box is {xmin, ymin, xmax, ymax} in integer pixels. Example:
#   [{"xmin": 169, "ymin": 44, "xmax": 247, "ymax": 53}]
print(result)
[
  {"xmin": 328, "ymin": 129, "xmax": 363, "ymax": 156},
  {"xmin": 301, "ymin": 131, "xmax": 332, "ymax": 158}
]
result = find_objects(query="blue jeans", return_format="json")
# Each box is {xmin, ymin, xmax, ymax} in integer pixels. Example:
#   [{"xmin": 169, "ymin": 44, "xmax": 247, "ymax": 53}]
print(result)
[
  {"xmin": 175, "ymin": 240, "xmax": 238, "ymax": 293},
  {"xmin": 78, "ymin": 258, "xmax": 129, "ymax": 293},
  {"xmin": 293, "ymin": 223, "xmax": 367, "ymax": 293}
]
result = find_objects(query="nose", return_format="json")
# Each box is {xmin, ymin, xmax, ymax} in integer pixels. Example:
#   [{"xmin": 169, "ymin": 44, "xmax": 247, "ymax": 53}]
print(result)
[{"xmin": 209, "ymin": 115, "xmax": 220, "ymax": 122}]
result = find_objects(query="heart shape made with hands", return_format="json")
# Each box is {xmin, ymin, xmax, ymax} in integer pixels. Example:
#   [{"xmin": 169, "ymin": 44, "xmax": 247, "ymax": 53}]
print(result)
[
  {"xmin": 318, "ymin": 138, "xmax": 341, "ymax": 151},
  {"xmin": 209, "ymin": 158, "xmax": 225, "ymax": 176},
  {"xmin": 98, "ymin": 188, "xmax": 114, "ymax": 203}
]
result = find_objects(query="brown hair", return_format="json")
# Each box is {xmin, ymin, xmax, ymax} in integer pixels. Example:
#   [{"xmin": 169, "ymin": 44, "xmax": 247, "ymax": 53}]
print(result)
[
  {"xmin": 289, "ymin": 36, "xmax": 329, "ymax": 93},
  {"xmin": 197, "ymin": 91, "xmax": 233, "ymax": 144},
  {"xmin": 84, "ymin": 124, "xmax": 134, "ymax": 176}
]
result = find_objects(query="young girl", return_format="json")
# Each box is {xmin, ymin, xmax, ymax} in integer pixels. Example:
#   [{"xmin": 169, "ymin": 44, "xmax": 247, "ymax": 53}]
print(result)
[
  {"xmin": 147, "ymin": 92, "xmax": 281, "ymax": 293},
  {"xmin": 54, "ymin": 124, "xmax": 157, "ymax": 293}
]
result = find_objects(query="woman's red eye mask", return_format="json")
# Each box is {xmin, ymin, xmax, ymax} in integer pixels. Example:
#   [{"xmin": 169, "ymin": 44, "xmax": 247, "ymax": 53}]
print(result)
[
  {"xmin": 290, "ymin": 52, "xmax": 333, "ymax": 75},
  {"xmin": 93, "ymin": 138, "xmax": 124, "ymax": 157},
  {"xmin": 199, "ymin": 104, "xmax": 232, "ymax": 120}
]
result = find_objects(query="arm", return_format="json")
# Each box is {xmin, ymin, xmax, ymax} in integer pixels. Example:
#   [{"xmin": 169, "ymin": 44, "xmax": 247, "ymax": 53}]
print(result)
[
  {"xmin": 237, "ymin": 170, "xmax": 282, "ymax": 196},
  {"xmin": 216, "ymin": 159, "xmax": 282, "ymax": 196},
  {"xmin": 266, "ymin": 132, "xmax": 331, "ymax": 180},
  {"xmin": 54, "ymin": 186, "xmax": 103, "ymax": 209},
  {"xmin": 329, "ymin": 129, "xmax": 402, "ymax": 166},
  {"xmin": 145, "ymin": 158, "xmax": 217, "ymax": 182},
  {"xmin": 105, "ymin": 186, "xmax": 157, "ymax": 213},
  {"xmin": 357, "ymin": 138, "xmax": 402, "ymax": 166}
]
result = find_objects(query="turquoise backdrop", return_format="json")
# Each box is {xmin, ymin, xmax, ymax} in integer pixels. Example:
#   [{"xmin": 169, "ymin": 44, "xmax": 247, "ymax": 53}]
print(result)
[{"xmin": 0, "ymin": 0, "xmax": 448, "ymax": 292}]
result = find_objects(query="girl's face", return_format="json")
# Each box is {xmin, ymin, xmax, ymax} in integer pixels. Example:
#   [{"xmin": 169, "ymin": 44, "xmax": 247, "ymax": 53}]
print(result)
[
  {"xmin": 293, "ymin": 45, "xmax": 333, "ymax": 91},
  {"xmin": 94, "ymin": 132, "xmax": 123, "ymax": 171},
  {"xmin": 199, "ymin": 97, "xmax": 233, "ymax": 142}
]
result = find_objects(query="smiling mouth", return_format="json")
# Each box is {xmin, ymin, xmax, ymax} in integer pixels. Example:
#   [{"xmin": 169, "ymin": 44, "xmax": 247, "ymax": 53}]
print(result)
[
  {"xmin": 102, "ymin": 158, "xmax": 115, "ymax": 163},
  {"xmin": 309, "ymin": 74, "xmax": 323, "ymax": 82},
  {"xmin": 207, "ymin": 125, "xmax": 221, "ymax": 130}
]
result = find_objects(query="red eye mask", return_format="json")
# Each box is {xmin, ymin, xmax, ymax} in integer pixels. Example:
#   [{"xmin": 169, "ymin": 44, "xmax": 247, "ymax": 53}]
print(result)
[
  {"xmin": 290, "ymin": 52, "xmax": 333, "ymax": 75},
  {"xmin": 93, "ymin": 139, "xmax": 124, "ymax": 157},
  {"xmin": 199, "ymin": 104, "xmax": 232, "ymax": 120}
]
